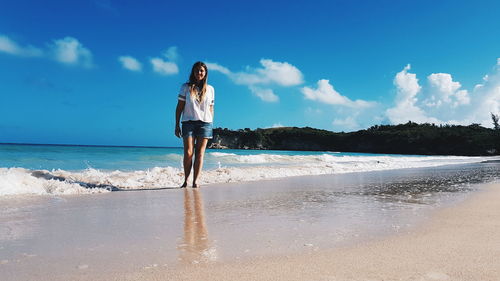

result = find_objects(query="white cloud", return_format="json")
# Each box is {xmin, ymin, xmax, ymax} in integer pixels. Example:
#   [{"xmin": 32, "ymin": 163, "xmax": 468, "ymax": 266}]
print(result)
[
  {"xmin": 207, "ymin": 59, "xmax": 303, "ymax": 102},
  {"xmin": 0, "ymin": 34, "xmax": 43, "ymax": 57},
  {"xmin": 162, "ymin": 46, "xmax": 179, "ymax": 62},
  {"xmin": 0, "ymin": 34, "xmax": 95, "ymax": 68},
  {"xmin": 210, "ymin": 59, "xmax": 304, "ymax": 86},
  {"xmin": 332, "ymin": 116, "xmax": 359, "ymax": 130},
  {"xmin": 385, "ymin": 62, "xmax": 500, "ymax": 127},
  {"xmin": 386, "ymin": 64, "xmax": 440, "ymax": 124},
  {"xmin": 256, "ymin": 59, "xmax": 303, "ymax": 86},
  {"xmin": 249, "ymin": 86, "xmax": 279, "ymax": 102},
  {"xmin": 466, "ymin": 62, "xmax": 500, "ymax": 127},
  {"xmin": 150, "ymin": 57, "xmax": 178, "ymax": 75},
  {"xmin": 386, "ymin": 103, "xmax": 439, "ymax": 124},
  {"xmin": 427, "ymin": 73, "xmax": 470, "ymax": 107},
  {"xmin": 232, "ymin": 59, "xmax": 304, "ymax": 86},
  {"xmin": 150, "ymin": 47, "xmax": 179, "ymax": 75},
  {"xmin": 262, "ymin": 122, "xmax": 286, "ymax": 129},
  {"xmin": 50, "ymin": 37, "xmax": 93, "ymax": 68},
  {"xmin": 300, "ymin": 80, "xmax": 378, "ymax": 132},
  {"xmin": 454, "ymin": 89, "xmax": 470, "ymax": 106},
  {"xmin": 301, "ymin": 79, "xmax": 375, "ymax": 108},
  {"xmin": 206, "ymin": 62, "xmax": 231, "ymax": 75},
  {"xmin": 394, "ymin": 64, "xmax": 421, "ymax": 103},
  {"xmin": 118, "ymin": 56, "xmax": 142, "ymax": 71},
  {"xmin": 428, "ymin": 73, "xmax": 460, "ymax": 101}
]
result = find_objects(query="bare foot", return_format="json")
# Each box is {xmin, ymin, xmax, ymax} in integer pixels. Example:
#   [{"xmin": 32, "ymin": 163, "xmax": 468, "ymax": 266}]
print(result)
[
  {"xmin": 192, "ymin": 183, "xmax": 200, "ymax": 188},
  {"xmin": 180, "ymin": 182, "xmax": 187, "ymax": 188}
]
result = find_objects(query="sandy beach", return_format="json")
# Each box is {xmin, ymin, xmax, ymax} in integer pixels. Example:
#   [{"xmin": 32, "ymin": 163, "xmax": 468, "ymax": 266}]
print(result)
[
  {"xmin": 1, "ymin": 164, "xmax": 499, "ymax": 281},
  {"xmin": 120, "ymin": 182, "xmax": 500, "ymax": 281}
]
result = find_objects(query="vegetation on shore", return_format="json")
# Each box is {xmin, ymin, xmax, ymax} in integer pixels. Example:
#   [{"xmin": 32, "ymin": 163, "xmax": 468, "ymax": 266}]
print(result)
[{"xmin": 209, "ymin": 120, "xmax": 500, "ymax": 156}]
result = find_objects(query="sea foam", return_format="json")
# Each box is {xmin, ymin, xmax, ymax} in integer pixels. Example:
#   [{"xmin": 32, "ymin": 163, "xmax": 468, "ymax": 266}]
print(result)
[{"xmin": 0, "ymin": 154, "xmax": 497, "ymax": 197}]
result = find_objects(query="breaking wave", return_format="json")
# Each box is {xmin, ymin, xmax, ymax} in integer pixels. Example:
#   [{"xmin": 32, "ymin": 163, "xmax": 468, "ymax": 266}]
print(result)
[{"xmin": 1, "ymin": 153, "xmax": 497, "ymax": 197}]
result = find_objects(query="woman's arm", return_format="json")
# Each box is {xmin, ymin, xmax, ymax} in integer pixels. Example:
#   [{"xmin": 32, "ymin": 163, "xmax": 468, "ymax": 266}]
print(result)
[
  {"xmin": 175, "ymin": 100, "xmax": 185, "ymax": 138},
  {"xmin": 210, "ymin": 86, "xmax": 214, "ymax": 120}
]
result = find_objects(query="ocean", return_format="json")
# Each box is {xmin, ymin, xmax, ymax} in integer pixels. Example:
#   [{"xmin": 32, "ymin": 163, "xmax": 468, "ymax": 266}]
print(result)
[
  {"xmin": 0, "ymin": 143, "xmax": 498, "ymax": 196},
  {"xmin": 1, "ymin": 143, "xmax": 500, "ymax": 279}
]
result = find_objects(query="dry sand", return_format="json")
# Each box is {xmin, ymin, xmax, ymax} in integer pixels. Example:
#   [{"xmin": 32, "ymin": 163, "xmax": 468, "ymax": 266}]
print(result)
[{"xmin": 115, "ymin": 183, "xmax": 500, "ymax": 281}]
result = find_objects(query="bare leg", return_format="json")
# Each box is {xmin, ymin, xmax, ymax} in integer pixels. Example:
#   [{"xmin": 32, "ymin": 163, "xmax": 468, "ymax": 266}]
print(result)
[
  {"xmin": 192, "ymin": 137, "xmax": 209, "ymax": 188},
  {"xmin": 182, "ymin": 137, "xmax": 194, "ymax": 188}
]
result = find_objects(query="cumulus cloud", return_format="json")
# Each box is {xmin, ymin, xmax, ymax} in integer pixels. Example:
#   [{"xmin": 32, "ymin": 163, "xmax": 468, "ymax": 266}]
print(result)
[
  {"xmin": 454, "ymin": 89, "xmax": 470, "ymax": 106},
  {"xmin": 394, "ymin": 64, "xmax": 421, "ymax": 103},
  {"xmin": 0, "ymin": 34, "xmax": 43, "ymax": 57},
  {"xmin": 232, "ymin": 59, "xmax": 304, "ymax": 86},
  {"xmin": 150, "ymin": 57, "xmax": 178, "ymax": 75},
  {"xmin": 465, "ymin": 60, "xmax": 500, "ymax": 126},
  {"xmin": 210, "ymin": 59, "xmax": 304, "ymax": 86},
  {"xmin": 118, "ymin": 55, "xmax": 142, "ymax": 71},
  {"xmin": 426, "ymin": 73, "xmax": 470, "ymax": 107},
  {"xmin": 207, "ymin": 59, "xmax": 303, "ymax": 102},
  {"xmin": 384, "ymin": 61, "xmax": 500, "ymax": 127},
  {"xmin": 301, "ymin": 79, "xmax": 375, "ymax": 108},
  {"xmin": 259, "ymin": 59, "xmax": 303, "ymax": 86},
  {"xmin": 49, "ymin": 37, "xmax": 93, "ymax": 68},
  {"xmin": 386, "ymin": 64, "xmax": 440, "ymax": 124}
]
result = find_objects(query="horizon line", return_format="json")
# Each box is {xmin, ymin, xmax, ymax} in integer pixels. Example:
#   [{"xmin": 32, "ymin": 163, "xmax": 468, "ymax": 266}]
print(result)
[{"xmin": 0, "ymin": 142, "xmax": 183, "ymax": 149}]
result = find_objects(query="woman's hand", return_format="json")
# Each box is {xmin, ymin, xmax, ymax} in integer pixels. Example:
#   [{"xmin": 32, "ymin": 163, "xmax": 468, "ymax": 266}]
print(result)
[
  {"xmin": 175, "ymin": 124, "xmax": 182, "ymax": 138},
  {"xmin": 175, "ymin": 100, "xmax": 185, "ymax": 138}
]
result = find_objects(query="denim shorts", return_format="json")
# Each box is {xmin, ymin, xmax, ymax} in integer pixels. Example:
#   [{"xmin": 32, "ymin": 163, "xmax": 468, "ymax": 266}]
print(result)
[{"xmin": 181, "ymin": 121, "xmax": 213, "ymax": 139}]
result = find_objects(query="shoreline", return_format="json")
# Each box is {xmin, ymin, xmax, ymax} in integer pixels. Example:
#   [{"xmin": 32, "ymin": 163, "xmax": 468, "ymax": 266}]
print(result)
[
  {"xmin": 116, "ymin": 182, "xmax": 500, "ymax": 281},
  {"xmin": 2, "ymin": 156, "xmax": 498, "ymax": 197},
  {"xmin": 1, "ymin": 165, "xmax": 499, "ymax": 281}
]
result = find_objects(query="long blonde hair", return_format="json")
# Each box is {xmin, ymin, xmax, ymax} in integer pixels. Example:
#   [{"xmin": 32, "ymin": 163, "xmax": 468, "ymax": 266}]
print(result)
[{"xmin": 187, "ymin": 61, "xmax": 208, "ymax": 103}]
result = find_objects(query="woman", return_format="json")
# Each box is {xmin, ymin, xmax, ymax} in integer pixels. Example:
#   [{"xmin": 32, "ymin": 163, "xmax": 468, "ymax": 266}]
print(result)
[{"xmin": 175, "ymin": 62, "xmax": 214, "ymax": 188}]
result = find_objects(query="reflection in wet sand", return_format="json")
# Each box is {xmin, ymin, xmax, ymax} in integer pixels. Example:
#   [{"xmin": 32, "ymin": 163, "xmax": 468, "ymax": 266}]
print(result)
[{"xmin": 178, "ymin": 189, "xmax": 216, "ymax": 264}]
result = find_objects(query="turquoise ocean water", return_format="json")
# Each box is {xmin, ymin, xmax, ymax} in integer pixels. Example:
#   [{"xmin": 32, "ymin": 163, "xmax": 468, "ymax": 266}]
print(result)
[
  {"xmin": 0, "ymin": 143, "xmax": 376, "ymax": 171},
  {"xmin": 0, "ymin": 143, "xmax": 498, "ymax": 196}
]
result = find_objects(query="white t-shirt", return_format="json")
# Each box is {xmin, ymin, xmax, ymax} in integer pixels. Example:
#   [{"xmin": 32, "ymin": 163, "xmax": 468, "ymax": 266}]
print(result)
[{"xmin": 178, "ymin": 83, "xmax": 215, "ymax": 123}]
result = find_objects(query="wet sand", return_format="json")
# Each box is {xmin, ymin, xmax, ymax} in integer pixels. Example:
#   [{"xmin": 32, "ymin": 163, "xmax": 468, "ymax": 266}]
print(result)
[
  {"xmin": 127, "ymin": 182, "xmax": 500, "ymax": 281},
  {"xmin": 0, "ymin": 163, "xmax": 499, "ymax": 280}
]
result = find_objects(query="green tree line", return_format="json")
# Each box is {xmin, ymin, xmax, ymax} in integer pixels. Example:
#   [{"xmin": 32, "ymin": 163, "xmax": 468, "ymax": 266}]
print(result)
[{"xmin": 210, "ymin": 121, "xmax": 500, "ymax": 156}]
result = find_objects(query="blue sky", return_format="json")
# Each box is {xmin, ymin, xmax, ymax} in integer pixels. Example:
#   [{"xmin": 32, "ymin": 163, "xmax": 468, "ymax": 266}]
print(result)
[{"xmin": 1, "ymin": 0, "xmax": 500, "ymax": 146}]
